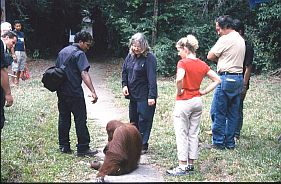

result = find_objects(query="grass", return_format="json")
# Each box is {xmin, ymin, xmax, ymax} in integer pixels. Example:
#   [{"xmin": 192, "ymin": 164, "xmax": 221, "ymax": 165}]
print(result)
[
  {"xmin": 1, "ymin": 58, "xmax": 281, "ymax": 182},
  {"xmin": 107, "ymin": 61, "xmax": 281, "ymax": 182},
  {"xmin": 1, "ymin": 60, "xmax": 102, "ymax": 182}
]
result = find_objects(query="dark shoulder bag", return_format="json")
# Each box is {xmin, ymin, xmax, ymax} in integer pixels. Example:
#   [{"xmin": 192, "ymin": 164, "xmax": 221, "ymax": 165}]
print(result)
[{"xmin": 41, "ymin": 49, "xmax": 77, "ymax": 92}]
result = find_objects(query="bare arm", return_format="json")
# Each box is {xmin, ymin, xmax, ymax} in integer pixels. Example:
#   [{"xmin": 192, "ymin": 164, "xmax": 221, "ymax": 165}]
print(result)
[
  {"xmin": 207, "ymin": 51, "xmax": 218, "ymax": 63},
  {"xmin": 199, "ymin": 69, "xmax": 221, "ymax": 95},
  {"xmin": 10, "ymin": 47, "xmax": 17, "ymax": 62},
  {"xmin": 1, "ymin": 67, "xmax": 13, "ymax": 107},
  {"xmin": 243, "ymin": 65, "xmax": 252, "ymax": 86},
  {"xmin": 175, "ymin": 68, "xmax": 185, "ymax": 96},
  {"xmin": 242, "ymin": 64, "xmax": 252, "ymax": 94},
  {"xmin": 81, "ymin": 70, "xmax": 98, "ymax": 104}
]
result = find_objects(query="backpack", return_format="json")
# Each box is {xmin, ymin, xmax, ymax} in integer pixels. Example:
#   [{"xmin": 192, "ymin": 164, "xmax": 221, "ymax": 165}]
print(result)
[
  {"xmin": 41, "ymin": 49, "xmax": 77, "ymax": 92},
  {"xmin": 41, "ymin": 66, "xmax": 66, "ymax": 92}
]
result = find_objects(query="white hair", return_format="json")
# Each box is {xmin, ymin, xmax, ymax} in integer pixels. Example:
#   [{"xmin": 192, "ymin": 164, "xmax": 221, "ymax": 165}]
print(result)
[
  {"xmin": 1, "ymin": 22, "xmax": 12, "ymax": 36},
  {"xmin": 129, "ymin": 32, "xmax": 151, "ymax": 56}
]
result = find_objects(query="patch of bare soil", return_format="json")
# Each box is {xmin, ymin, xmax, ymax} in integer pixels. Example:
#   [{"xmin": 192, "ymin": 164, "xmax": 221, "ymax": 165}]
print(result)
[{"xmin": 24, "ymin": 58, "xmax": 54, "ymax": 79}]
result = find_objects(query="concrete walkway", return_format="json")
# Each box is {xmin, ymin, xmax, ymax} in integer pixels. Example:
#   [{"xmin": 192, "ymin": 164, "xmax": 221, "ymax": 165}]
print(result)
[{"xmin": 82, "ymin": 61, "xmax": 165, "ymax": 182}]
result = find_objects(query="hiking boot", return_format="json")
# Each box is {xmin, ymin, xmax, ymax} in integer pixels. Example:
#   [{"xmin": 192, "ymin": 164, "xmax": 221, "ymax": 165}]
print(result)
[
  {"xmin": 77, "ymin": 148, "xmax": 98, "ymax": 157},
  {"xmin": 166, "ymin": 166, "xmax": 189, "ymax": 176}
]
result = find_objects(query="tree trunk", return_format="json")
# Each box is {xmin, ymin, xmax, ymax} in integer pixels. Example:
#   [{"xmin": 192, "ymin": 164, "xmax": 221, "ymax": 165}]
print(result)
[
  {"xmin": 151, "ymin": 0, "xmax": 158, "ymax": 47},
  {"xmin": 1, "ymin": 0, "xmax": 6, "ymax": 22}
]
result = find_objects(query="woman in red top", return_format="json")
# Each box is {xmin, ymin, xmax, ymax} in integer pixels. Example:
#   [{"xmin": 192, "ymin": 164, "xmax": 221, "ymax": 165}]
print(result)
[{"xmin": 166, "ymin": 35, "xmax": 221, "ymax": 176}]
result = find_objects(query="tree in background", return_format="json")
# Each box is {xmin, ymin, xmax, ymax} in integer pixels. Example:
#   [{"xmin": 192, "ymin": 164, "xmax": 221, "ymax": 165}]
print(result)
[
  {"xmin": 6, "ymin": 0, "xmax": 83, "ymax": 58},
  {"xmin": 249, "ymin": 0, "xmax": 280, "ymax": 73},
  {"xmin": 5, "ymin": 0, "xmax": 280, "ymax": 75}
]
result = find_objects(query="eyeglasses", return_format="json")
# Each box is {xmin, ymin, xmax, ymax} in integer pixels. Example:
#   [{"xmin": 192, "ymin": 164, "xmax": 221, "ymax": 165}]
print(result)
[{"xmin": 132, "ymin": 44, "xmax": 141, "ymax": 49}]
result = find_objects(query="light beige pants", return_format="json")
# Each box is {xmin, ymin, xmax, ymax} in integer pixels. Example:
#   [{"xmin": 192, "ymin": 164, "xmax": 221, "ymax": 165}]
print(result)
[{"xmin": 173, "ymin": 97, "xmax": 202, "ymax": 161}]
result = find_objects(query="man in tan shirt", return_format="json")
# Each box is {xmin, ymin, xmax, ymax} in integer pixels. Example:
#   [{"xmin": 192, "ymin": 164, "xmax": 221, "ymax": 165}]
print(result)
[{"xmin": 207, "ymin": 15, "xmax": 245, "ymax": 150}]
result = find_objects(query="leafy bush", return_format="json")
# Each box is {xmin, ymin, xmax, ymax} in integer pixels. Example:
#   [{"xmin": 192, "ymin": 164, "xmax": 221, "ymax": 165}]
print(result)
[
  {"xmin": 251, "ymin": 0, "xmax": 281, "ymax": 72},
  {"xmin": 153, "ymin": 37, "xmax": 178, "ymax": 77},
  {"xmin": 177, "ymin": 23, "xmax": 218, "ymax": 61},
  {"xmin": 5, "ymin": 0, "xmax": 281, "ymax": 74}
]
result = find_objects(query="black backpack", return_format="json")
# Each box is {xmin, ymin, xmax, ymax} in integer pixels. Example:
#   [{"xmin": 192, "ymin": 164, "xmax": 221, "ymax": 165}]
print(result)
[{"xmin": 41, "ymin": 50, "xmax": 77, "ymax": 92}]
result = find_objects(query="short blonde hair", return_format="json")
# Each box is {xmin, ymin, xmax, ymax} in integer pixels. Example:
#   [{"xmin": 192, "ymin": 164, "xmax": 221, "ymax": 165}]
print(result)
[{"xmin": 176, "ymin": 34, "xmax": 199, "ymax": 53}]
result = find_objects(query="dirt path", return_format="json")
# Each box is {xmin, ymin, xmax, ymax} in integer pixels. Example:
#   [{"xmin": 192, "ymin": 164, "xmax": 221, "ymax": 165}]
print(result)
[
  {"xmin": 82, "ymin": 60, "xmax": 165, "ymax": 182},
  {"xmin": 83, "ymin": 61, "xmax": 127, "ymax": 123}
]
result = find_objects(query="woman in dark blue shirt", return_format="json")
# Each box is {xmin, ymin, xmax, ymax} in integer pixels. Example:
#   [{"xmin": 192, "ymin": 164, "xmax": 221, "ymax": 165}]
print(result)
[{"xmin": 121, "ymin": 32, "xmax": 158, "ymax": 154}]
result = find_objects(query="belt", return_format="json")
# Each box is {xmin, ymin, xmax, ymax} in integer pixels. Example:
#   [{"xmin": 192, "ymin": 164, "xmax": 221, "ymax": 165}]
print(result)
[{"xmin": 219, "ymin": 72, "xmax": 242, "ymax": 76}]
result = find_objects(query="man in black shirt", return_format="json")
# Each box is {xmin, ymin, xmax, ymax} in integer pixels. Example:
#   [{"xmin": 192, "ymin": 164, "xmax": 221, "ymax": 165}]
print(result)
[
  {"xmin": 56, "ymin": 31, "xmax": 98, "ymax": 156},
  {"xmin": 233, "ymin": 19, "xmax": 254, "ymax": 140}
]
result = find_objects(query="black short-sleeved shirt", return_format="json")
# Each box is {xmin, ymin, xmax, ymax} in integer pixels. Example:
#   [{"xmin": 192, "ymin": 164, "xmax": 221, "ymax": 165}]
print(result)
[
  {"xmin": 56, "ymin": 44, "xmax": 90, "ymax": 98},
  {"xmin": 244, "ymin": 41, "xmax": 254, "ymax": 88},
  {"xmin": 244, "ymin": 41, "xmax": 254, "ymax": 70},
  {"xmin": 121, "ymin": 52, "xmax": 158, "ymax": 101}
]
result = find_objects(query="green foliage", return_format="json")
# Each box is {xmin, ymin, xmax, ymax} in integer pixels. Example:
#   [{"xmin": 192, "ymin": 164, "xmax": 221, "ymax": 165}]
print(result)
[
  {"xmin": 151, "ymin": 0, "xmax": 216, "ymax": 76},
  {"xmin": 153, "ymin": 37, "xmax": 177, "ymax": 76},
  {"xmin": 96, "ymin": 0, "xmax": 155, "ymax": 54},
  {"xmin": 251, "ymin": 0, "xmax": 281, "ymax": 72},
  {"xmin": 177, "ymin": 23, "xmax": 218, "ymax": 61},
  {"xmin": 5, "ymin": 0, "xmax": 281, "ymax": 75},
  {"xmin": 32, "ymin": 49, "xmax": 40, "ymax": 60},
  {"xmin": 6, "ymin": 0, "xmax": 83, "ymax": 56}
]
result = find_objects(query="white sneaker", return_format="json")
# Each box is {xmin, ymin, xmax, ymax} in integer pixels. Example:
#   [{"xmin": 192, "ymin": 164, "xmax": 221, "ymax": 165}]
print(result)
[{"xmin": 166, "ymin": 166, "xmax": 188, "ymax": 176}]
